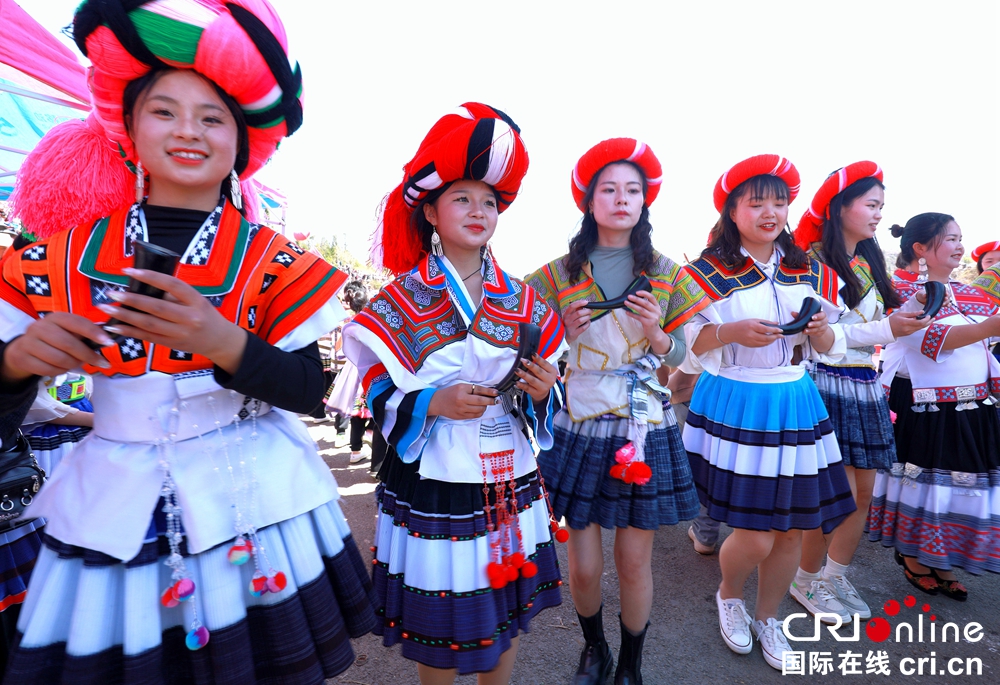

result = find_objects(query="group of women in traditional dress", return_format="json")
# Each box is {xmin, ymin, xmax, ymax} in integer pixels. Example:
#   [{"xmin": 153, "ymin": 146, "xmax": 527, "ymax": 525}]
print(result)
[{"xmin": 0, "ymin": 3, "xmax": 996, "ymax": 685}]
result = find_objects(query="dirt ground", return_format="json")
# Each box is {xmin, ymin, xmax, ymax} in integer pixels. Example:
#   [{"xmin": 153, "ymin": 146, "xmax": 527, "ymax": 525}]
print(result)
[{"xmin": 307, "ymin": 418, "xmax": 1000, "ymax": 685}]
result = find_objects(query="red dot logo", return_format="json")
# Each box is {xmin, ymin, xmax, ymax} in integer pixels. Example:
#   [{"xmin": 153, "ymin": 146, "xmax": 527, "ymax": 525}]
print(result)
[
  {"xmin": 866, "ymin": 617, "xmax": 892, "ymax": 642},
  {"xmin": 922, "ymin": 603, "xmax": 930, "ymax": 612},
  {"xmin": 931, "ymin": 615, "xmax": 937, "ymax": 621},
  {"xmin": 904, "ymin": 595, "xmax": 916, "ymax": 607},
  {"xmin": 883, "ymin": 599, "xmax": 900, "ymax": 616}
]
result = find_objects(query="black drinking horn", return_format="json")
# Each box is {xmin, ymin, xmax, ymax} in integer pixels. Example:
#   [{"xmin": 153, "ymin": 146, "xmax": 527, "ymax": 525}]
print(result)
[
  {"xmin": 917, "ymin": 281, "xmax": 946, "ymax": 320},
  {"xmin": 495, "ymin": 323, "xmax": 542, "ymax": 393},
  {"xmin": 773, "ymin": 297, "xmax": 823, "ymax": 335},
  {"xmin": 586, "ymin": 275, "xmax": 653, "ymax": 311},
  {"xmin": 86, "ymin": 240, "xmax": 182, "ymax": 349}
]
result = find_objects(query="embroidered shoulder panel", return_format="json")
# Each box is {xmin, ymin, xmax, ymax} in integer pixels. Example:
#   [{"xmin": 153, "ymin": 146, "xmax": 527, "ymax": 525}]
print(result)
[
  {"xmin": 773, "ymin": 258, "xmax": 840, "ymax": 303},
  {"xmin": 973, "ymin": 267, "xmax": 1000, "ymax": 307},
  {"xmin": 474, "ymin": 276, "xmax": 565, "ymax": 357},
  {"xmin": 809, "ymin": 244, "xmax": 880, "ymax": 307},
  {"xmin": 647, "ymin": 251, "xmax": 710, "ymax": 333},
  {"xmin": 354, "ymin": 275, "xmax": 466, "ymax": 374},
  {"xmin": 895, "ymin": 280, "xmax": 998, "ymax": 321},
  {"xmin": 683, "ymin": 254, "xmax": 766, "ymax": 301}
]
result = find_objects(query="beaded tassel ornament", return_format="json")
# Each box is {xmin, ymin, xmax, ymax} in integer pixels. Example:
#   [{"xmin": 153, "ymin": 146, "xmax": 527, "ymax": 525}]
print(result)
[
  {"xmin": 157, "ymin": 404, "xmax": 209, "ymax": 650},
  {"xmin": 201, "ymin": 392, "xmax": 288, "ymax": 597},
  {"xmin": 481, "ymin": 450, "xmax": 536, "ymax": 589}
]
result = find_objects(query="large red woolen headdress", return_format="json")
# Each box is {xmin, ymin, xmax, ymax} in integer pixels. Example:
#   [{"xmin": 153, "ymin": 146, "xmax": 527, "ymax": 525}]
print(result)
[
  {"xmin": 793, "ymin": 161, "xmax": 883, "ymax": 249},
  {"xmin": 10, "ymin": 0, "xmax": 301, "ymax": 238},
  {"xmin": 713, "ymin": 154, "xmax": 800, "ymax": 213},
  {"xmin": 571, "ymin": 138, "xmax": 662, "ymax": 211},
  {"xmin": 372, "ymin": 103, "xmax": 529, "ymax": 276},
  {"xmin": 971, "ymin": 241, "xmax": 1000, "ymax": 263}
]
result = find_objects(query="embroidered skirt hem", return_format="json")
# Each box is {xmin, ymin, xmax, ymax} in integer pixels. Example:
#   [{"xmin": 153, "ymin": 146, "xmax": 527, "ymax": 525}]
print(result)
[{"xmin": 866, "ymin": 376, "xmax": 1000, "ymax": 574}]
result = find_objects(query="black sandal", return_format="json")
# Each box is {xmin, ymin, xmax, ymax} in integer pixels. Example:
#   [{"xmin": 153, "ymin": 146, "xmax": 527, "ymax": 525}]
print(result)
[
  {"xmin": 895, "ymin": 550, "xmax": 939, "ymax": 595},
  {"xmin": 930, "ymin": 569, "xmax": 968, "ymax": 602}
]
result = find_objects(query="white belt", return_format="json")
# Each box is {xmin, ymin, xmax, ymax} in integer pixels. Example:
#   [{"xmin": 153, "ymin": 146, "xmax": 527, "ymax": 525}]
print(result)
[{"xmin": 91, "ymin": 373, "xmax": 271, "ymax": 443}]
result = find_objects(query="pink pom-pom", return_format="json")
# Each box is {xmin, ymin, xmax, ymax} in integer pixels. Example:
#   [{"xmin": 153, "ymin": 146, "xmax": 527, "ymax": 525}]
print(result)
[
  {"xmin": 889, "ymin": 410, "xmax": 897, "ymax": 424},
  {"xmin": 615, "ymin": 442, "xmax": 637, "ymax": 463},
  {"xmin": 10, "ymin": 114, "xmax": 133, "ymax": 239},
  {"xmin": 240, "ymin": 180, "xmax": 262, "ymax": 224},
  {"xmin": 172, "ymin": 578, "xmax": 196, "ymax": 601},
  {"xmin": 266, "ymin": 571, "xmax": 287, "ymax": 593}
]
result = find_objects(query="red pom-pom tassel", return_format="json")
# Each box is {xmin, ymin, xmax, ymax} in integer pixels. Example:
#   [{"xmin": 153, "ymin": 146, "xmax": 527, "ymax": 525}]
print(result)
[
  {"xmin": 554, "ymin": 528, "xmax": 569, "ymax": 543},
  {"xmin": 487, "ymin": 562, "xmax": 507, "ymax": 589},
  {"xmin": 521, "ymin": 561, "xmax": 538, "ymax": 578},
  {"xmin": 628, "ymin": 461, "xmax": 652, "ymax": 486}
]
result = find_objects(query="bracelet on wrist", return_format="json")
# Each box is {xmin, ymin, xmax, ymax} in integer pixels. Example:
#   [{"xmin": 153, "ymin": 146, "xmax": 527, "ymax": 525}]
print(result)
[{"xmin": 715, "ymin": 324, "xmax": 727, "ymax": 346}]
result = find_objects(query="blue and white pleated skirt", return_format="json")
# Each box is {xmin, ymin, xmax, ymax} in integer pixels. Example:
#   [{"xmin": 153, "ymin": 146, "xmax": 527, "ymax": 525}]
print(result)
[
  {"xmin": 372, "ymin": 451, "xmax": 562, "ymax": 675},
  {"xmin": 537, "ymin": 405, "xmax": 700, "ymax": 531},
  {"xmin": 5, "ymin": 499, "xmax": 378, "ymax": 685},
  {"xmin": 24, "ymin": 398, "xmax": 93, "ymax": 476},
  {"xmin": 684, "ymin": 372, "xmax": 856, "ymax": 533},
  {"xmin": 811, "ymin": 364, "xmax": 896, "ymax": 470}
]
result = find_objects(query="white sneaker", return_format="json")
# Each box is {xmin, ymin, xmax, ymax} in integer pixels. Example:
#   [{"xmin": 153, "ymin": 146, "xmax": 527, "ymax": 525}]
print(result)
[
  {"xmin": 824, "ymin": 571, "xmax": 872, "ymax": 619},
  {"xmin": 789, "ymin": 577, "xmax": 850, "ymax": 625},
  {"xmin": 716, "ymin": 591, "xmax": 753, "ymax": 654},
  {"xmin": 349, "ymin": 445, "xmax": 372, "ymax": 464},
  {"xmin": 688, "ymin": 525, "xmax": 716, "ymax": 555},
  {"xmin": 752, "ymin": 618, "xmax": 791, "ymax": 671}
]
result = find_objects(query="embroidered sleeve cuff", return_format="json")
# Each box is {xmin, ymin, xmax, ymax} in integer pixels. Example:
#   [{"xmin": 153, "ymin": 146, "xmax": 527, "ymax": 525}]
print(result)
[
  {"xmin": 920, "ymin": 323, "xmax": 952, "ymax": 362},
  {"xmin": 522, "ymin": 380, "xmax": 563, "ymax": 451},
  {"xmin": 367, "ymin": 376, "xmax": 437, "ymax": 464}
]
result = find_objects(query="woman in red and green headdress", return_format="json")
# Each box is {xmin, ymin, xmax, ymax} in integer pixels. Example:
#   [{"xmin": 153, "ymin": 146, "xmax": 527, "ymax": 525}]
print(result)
[{"xmin": 0, "ymin": 2, "xmax": 376, "ymax": 683}]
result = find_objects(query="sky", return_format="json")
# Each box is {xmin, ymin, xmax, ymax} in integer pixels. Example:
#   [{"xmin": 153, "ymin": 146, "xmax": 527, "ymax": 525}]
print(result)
[{"xmin": 15, "ymin": 0, "xmax": 1000, "ymax": 277}]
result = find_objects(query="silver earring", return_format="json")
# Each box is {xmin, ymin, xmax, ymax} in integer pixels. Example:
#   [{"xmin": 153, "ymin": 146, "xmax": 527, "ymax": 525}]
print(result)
[
  {"xmin": 917, "ymin": 257, "xmax": 928, "ymax": 283},
  {"xmin": 229, "ymin": 169, "xmax": 242, "ymax": 210},
  {"xmin": 430, "ymin": 227, "xmax": 443, "ymax": 256},
  {"xmin": 135, "ymin": 161, "xmax": 145, "ymax": 204}
]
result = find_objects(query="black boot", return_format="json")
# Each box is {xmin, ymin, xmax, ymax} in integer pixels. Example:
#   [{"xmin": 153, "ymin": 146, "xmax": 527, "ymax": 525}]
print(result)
[
  {"xmin": 573, "ymin": 605, "xmax": 614, "ymax": 684},
  {"xmin": 614, "ymin": 615, "xmax": 648, "ymax": 685}
]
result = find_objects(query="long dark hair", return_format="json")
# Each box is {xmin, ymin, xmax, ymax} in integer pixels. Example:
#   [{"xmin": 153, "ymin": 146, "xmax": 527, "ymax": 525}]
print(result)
[
  {"xmin": 890, "ymin": 212, "xmax": 956, "ymax": 269},
  {"xmin": 564, "ymin": 161, "xmax": 655, "ymax": 283},
  {"xmin": 123, "ymin": 68, "xmax": 251, "ymax": 215},
  {"xmin": 816, "ymin": 177, "xmax": 900, "ymax": 310},
  {"xmin": 701, "ymin": 175, "xmax": 807, "ymax": 269}
]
